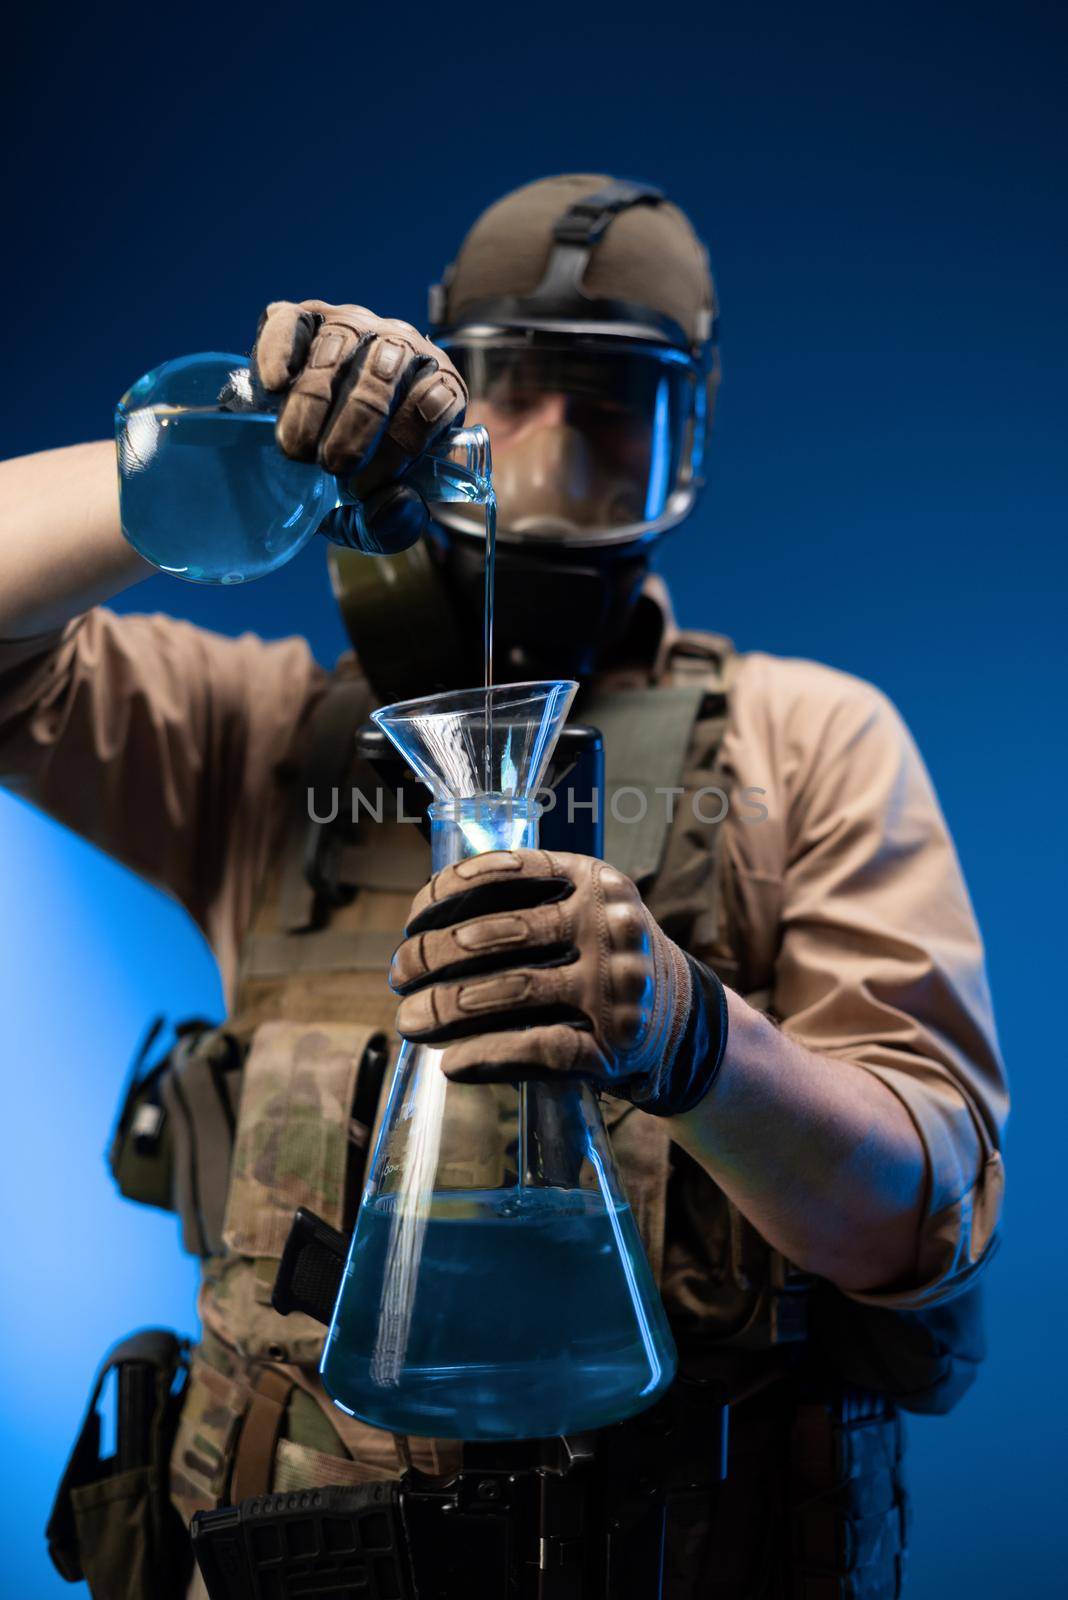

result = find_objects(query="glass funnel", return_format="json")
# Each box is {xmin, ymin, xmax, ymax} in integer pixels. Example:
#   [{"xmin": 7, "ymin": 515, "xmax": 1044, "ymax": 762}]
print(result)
[{"xmin": 319, "ymin": 681, "xmax": 677, "ymax": 1440}]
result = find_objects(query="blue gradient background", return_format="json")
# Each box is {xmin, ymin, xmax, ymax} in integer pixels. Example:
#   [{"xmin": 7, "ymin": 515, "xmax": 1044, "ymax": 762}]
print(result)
[{"xmin": 2, "ymin": 4, "xmax": 1064, "ymax": 1593}]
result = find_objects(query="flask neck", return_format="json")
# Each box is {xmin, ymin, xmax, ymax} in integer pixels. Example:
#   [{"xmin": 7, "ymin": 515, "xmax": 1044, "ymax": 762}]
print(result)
[{"xmin": 429, "ymin": 797, "xmax": 541, "ymax": 872}]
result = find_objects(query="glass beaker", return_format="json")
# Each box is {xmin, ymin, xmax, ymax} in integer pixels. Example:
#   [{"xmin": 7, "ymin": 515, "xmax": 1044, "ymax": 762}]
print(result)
[
  {"xmin": 319, "ymin": 680, "xmax": 677, "ymax": 1440},
  {"xmin": 114, "ymin": 351, "xmax": 491, "ymax": 584}
]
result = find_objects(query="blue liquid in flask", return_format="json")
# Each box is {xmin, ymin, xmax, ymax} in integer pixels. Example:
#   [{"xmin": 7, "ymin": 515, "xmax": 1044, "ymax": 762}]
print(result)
[
  {"xmin": 321, "ymin": 1185, "xmax": 675, "ymax": 1441},
  {"xmin": 115, "ymin": 351, "xmax": 494, "ymax": 585},
  {"xmin": 117, "ymin": 406, "xmax": 330, "ymax": 584}
]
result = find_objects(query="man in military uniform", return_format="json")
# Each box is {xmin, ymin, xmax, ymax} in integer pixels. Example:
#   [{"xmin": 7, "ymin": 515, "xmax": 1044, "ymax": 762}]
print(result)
[{"xmin": 0, "ymin": 176, "xmax": 1007, "ymax": 1597}]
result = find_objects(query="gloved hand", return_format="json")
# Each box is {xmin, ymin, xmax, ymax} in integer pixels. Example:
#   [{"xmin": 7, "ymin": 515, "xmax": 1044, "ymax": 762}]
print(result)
[
  {"xmin": 390, "ymin": 849, "xmax": 729, "ymax": 1117},
  {"xmin": 252, "ymin": 299, "xmax": 467, "ymax": 555}
]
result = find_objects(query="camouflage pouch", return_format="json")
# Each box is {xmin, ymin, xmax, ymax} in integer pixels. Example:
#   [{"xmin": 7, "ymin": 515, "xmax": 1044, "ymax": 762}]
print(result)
[
  {"xmin": 202, "ymin": 1021, "xmax": 385, "ymax": 1364},
  {"xmin": 222, "ymin": 1020, "xmax": 383, "ymax": 1256},
  {"xmin": 168, "ymin": 1353, "xmax": 249, "ymax": 1526}
]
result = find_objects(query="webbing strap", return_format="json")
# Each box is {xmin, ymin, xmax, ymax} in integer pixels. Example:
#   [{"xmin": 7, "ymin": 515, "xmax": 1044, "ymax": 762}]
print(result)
[
  {"xmin": 277, "ymin": 824, "xmax": 319, "ymax": 935},
  {"xmin": 272, "ymin": 1438, "xmax": 376, "ymax": 1494},
  {"xmin": 552, "ymin": 180, "xmax": 665, "ymax": 246},
  {"xmin": 241, "ymin": 929, "xmax": 401, "ymax": 979},
  {"xmin": 580, "ymin": 682, "xmax": 708, "ymax": 886},
  {"xmin": 289, "ymin": 674, "xmax": 376, "ymax": 929},
  {"xmin": 230, "ymin": 1368, "xmax": 294, "ymax": 1503},
  {"xmin": 302, "ymin": 677, "xmax": 374, "ymax": 820},
  {"xmin": 158, "ymin": 1034, "xmax": 238, "ymax": 1258},
  {"xmin": 337, "ymin": 841, "xmax": 428, "ymax": 893}
]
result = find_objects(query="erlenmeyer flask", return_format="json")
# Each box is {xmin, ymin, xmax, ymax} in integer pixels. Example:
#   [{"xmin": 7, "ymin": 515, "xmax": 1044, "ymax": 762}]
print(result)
[{"xmin": 320, "ymin": 681, "xmax": 677, "ymax": 1441}]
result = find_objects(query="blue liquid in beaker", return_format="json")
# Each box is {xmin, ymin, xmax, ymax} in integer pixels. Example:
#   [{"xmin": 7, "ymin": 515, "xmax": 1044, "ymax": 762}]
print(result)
[{"xmin": 321, "ymin": 1185, "xmax": 675, "ymax": 1440}]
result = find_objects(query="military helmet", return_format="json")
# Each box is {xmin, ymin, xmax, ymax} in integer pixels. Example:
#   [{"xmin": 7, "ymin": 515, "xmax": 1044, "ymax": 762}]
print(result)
[{"xmin": 428, "ymin": 173, "xmax": 719, "ymax": 551}]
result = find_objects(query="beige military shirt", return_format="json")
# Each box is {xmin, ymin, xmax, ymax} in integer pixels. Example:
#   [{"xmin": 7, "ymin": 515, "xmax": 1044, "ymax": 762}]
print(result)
[{"xmin": 0, "ymin": 601, "xmax": 1007, "ymax": 1313}]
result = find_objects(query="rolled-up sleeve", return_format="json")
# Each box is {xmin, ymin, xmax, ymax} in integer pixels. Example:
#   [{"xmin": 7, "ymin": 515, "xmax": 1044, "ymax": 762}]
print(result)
[
  {"xmin": 764, "ymin": 659, "xmax": 1007, "ymax": 1310},
  {"xmin": 0, "ymin": 608, "xmax": 326, "ymax": 990}
]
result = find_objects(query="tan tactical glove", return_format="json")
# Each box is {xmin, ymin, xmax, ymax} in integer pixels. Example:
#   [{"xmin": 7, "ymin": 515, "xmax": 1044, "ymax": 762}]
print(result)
[
  {"xmin": 252, "ymin": 299, "xmax": 467, "ymax": 554},
  {"xmin": 391, "ymin": 850, "xmax": 729, "ymax": 1116}
]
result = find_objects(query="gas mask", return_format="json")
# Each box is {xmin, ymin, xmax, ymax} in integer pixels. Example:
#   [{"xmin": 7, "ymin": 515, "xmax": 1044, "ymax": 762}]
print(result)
[{"xmin": 436, "ymin": 334, "xmax": 712, "ymax": 551}]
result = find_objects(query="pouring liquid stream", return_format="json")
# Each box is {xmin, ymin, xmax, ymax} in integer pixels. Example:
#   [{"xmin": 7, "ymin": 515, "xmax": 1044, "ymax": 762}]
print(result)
[
  {"xmin": 480, "ymin": 491, "xmax": 529, "ymax": 1186},
  {"xmin": 483, "ymin": 492, "xmax": 496, "ymax": 695},
  {"xmin": 482, "ymin": 491, "xmax": 496, "ymax": 784}
]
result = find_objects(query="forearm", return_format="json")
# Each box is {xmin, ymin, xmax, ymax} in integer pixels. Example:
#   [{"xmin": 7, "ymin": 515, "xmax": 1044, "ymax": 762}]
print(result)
[
  {"xmin": 666, "ymin": 989, "xmax": 926, "ymax": 1292},
  {"xmin": 0, "ymin": 441, "xmax": 153, "ymax": 638}
]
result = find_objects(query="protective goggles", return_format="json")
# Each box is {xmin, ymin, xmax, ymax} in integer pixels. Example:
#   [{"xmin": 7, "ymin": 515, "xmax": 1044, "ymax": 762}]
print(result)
[{"xmin": 436, "ymin": 332, "xmax": 711, "ymax": 549}]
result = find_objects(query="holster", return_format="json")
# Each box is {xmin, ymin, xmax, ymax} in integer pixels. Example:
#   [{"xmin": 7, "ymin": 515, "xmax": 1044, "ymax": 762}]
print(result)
[{"xmin": 46, "ymin": 1329, "xmax": 192, "ymax": 1600}]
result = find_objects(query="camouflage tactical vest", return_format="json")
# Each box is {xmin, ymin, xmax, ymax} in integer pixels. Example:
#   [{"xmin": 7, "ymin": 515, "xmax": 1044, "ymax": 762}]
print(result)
[{"xmin": 163, "ymin": 631, "xmax": 913, "ymax": 1597}]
